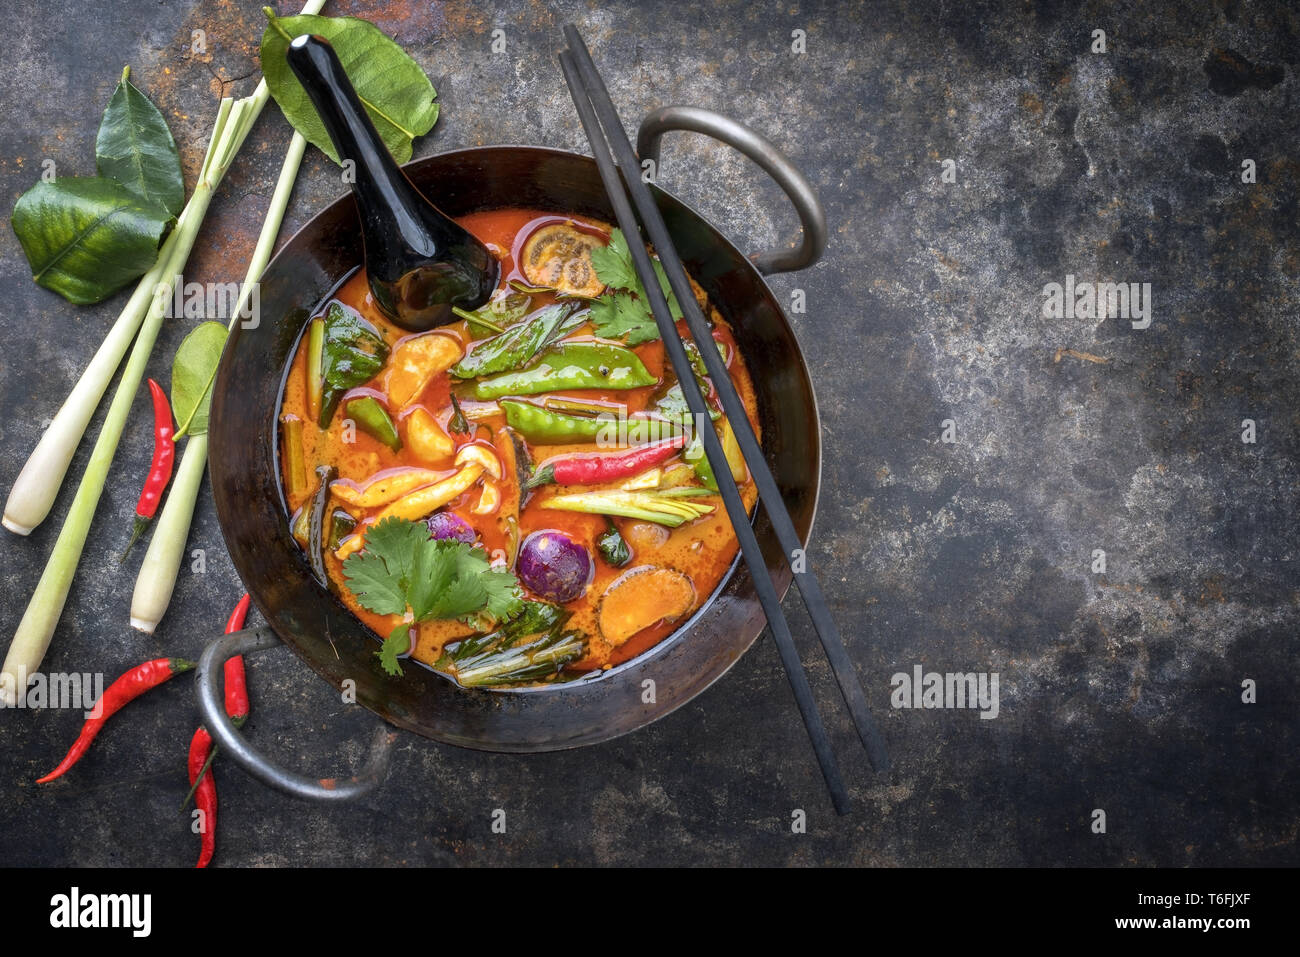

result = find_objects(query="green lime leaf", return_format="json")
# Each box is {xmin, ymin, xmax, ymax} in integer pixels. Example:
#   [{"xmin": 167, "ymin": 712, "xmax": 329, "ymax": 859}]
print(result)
[
  {"xmin": 260, "ymin": 11, "xmax": 439, "ymax": 166},
  {"xmin": 450, "ymin": 303, "xmax": 585, "ymax": 379},
  {"xmin": 95, "ymin": 67, "xmax": 185, "ymax": 216},
  {"xmin": 319, "ymin": 301, "xmax": 388, "ymax": 426},
  {"xmin": 11, "ymin": 177, "xmax": 172, "ymax": 305},
  {"xmin": 170, "ymin": 321, "xmax": 229, "ymax": 437}
]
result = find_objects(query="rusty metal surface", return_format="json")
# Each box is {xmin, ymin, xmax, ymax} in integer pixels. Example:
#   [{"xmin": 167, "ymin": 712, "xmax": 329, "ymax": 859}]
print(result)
[{"xmin": 0, "ymin": 0, "xmax": 1295, "ymax": 865}]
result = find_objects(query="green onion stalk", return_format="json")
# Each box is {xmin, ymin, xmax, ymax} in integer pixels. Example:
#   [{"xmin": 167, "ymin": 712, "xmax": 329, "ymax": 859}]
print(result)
[{"xmin": 0, "ymin": 0, "xmax": 326, "ymax": 705}]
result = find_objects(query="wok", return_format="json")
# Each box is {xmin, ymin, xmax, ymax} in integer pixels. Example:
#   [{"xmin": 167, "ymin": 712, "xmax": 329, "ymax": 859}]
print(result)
[{"xmin": 200, "ymin": 107, "xmax": 827, "ymax": 800}]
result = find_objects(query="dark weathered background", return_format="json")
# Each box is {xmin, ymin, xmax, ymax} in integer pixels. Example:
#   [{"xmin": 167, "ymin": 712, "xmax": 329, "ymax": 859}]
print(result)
[{"xmin": 0, "ymin": 0, "xmax": 1295, "ymax": 866}]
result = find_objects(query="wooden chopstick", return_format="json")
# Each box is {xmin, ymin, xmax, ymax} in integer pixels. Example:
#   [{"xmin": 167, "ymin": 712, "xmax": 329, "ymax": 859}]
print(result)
[
  {"xmin": 559, "ymin": 45, "xmax": 859, "ymax": 815},
  {"xmin": 561, "ymin": 27, "xmax": 888, "ymax": 775}
]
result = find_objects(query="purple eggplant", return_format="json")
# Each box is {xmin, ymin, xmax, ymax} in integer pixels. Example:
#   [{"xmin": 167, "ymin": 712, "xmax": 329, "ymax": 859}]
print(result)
[{"xmin": 517, "ymin": 529, "xmax": 593, "ymax": 603}]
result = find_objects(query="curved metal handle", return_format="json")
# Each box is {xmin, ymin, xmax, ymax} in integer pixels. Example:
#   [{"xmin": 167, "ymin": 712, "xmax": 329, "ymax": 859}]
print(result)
[
  {"xmin": 636, "ymin": 105, "xmax": 827, "ymax": 274},
  {"xmin": 196, "ymin": 626, "xmax": 396, "ymax": 801}
]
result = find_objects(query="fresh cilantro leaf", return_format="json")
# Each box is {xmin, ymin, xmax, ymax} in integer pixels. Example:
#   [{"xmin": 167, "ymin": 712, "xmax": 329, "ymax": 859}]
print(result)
[
  {"xmin": 377, "ymin": 623, "xmax": 411, "ymax": 676},
  {"xmin": 343, "ymin": 519, "xmax": 530, "ymax": 676},
  {"xmin": 341, "ymin": 551, "xmax": 409, "ymax": 616},
  {"xmin": 589, "ymin": 228, "xmax": 639, "ymax": 291},
  {"xmin": 588, "ymin": 228, "xmax": 683, "ymax": 346},
  {"xmin": 590, "ymin": 291, "xmax": 661, "ymax": 346},
  {"xmin": 480, "ymin": 568, "xmax": 525, "ymax": 621},
  {"xmin": 364, "ymin": 516, "xmax": 428, "ymax": 584},
  {"xmin": 428, "ymin": 572, "xmax": 488, "ymax": 620},
  {"xmin": 342, "ymin": 516, "xmax": 430, "ymax": 615},
  {"xmin": 406, "ymin": 536, "xmax": 457, "ymax": 621}
]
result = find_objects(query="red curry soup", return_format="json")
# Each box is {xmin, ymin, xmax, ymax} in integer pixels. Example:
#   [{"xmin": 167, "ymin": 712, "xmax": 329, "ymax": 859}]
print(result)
[{"xmin": 277, "ymin": 208, "xmax": 759, "ymax": 688}]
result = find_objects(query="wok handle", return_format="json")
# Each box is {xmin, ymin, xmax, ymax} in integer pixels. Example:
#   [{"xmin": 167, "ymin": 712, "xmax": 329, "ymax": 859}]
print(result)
[
  {"xmin": 636, "ymin": 105, "xmax": 827, "ymax": 275},
  {"xmin": 195, "ymin": 626, "xmax": 396, "ymax": 801}
]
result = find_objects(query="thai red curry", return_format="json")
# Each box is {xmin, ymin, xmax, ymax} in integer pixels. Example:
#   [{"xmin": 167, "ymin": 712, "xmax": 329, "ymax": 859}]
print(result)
[{"xmin": 278, "ymin": 208, "xmax": 758, "ymax": 688}]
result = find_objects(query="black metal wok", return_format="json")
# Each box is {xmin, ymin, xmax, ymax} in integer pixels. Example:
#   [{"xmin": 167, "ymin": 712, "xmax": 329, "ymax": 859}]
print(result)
[{"xmin": 199, "ymin": 107, "xmax": 827, "ymax": 800}]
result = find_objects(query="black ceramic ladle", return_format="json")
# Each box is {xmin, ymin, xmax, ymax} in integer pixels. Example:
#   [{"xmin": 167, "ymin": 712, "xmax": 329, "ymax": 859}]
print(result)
[{"xmin": 285, "ymin": 34, "xmax": 498, "ymax": 330}]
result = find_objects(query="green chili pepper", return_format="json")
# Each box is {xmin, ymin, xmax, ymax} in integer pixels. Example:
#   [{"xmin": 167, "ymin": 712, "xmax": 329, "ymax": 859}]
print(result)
[
  {"xmin": 465, "ymin": 343, "xmax": 656, "ymax": 400},
  {"xmin": 345, "ymin": 396, "xmax": 401, "ymax": 451},
  {"xmin": 502, "ymin": 399, "xmax": 680, "ymax": 445}
]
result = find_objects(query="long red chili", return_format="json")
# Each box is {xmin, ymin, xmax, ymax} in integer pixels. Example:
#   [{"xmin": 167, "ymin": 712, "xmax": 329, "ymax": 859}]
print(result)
[
  {"xmin": 527, "ymin": 434, "xmax": 687, "ymax": 488},
  {"xmin": 122, "ymin": 378, "xmax": 175, "ymax": 559},
  {"xmin": 222, "ymin": 594, "xmax": 252, "ymax": 724},
  {"xmin": 187, "ymin": 593, "xmax": 251, "ymax": 868},
  {"xmin": 188, "ymin": 727, "xmax": 216, "ymax": 869},
  {"xmin": 36, "ymin": 657, "xmax": 196, "ymax": 784}
]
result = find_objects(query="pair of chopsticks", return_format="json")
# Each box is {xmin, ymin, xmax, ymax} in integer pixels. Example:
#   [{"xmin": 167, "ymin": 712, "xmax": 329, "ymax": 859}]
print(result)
[{"xmin": 558, "ymin": 26, "xmax": 889, "ymax": 815}]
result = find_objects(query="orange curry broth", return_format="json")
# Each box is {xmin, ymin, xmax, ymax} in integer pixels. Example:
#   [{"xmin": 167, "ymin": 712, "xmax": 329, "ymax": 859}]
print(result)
[{"xmin": 278, "ymin": 207, "xmax": 760, "ymax": 680}]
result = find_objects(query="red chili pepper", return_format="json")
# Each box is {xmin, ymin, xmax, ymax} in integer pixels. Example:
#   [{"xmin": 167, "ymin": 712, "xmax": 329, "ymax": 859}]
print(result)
[
  {"xmin": 188, "ymin": 726, "xmax": 217, "ymax": 869},
  {"xmin": 527, "ymin": 435, "xmax": 687, "ymax": 488},
  {"xmin": 36, "ymin": 657, "xmax": 196, "ymax": 784},
  {"xmin": 222, "ymin": 594, "xmax": 252, "ymax": 724},
  {"xmin": 122, "ymin": 378, "xmax": 175, "ymax": 560},
  {"xmin": 185, "ymin": 593, "xmax": 252, "ymax": 868}
]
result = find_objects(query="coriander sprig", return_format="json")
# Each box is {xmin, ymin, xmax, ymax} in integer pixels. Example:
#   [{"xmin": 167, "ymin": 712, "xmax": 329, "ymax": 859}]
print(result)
[
  {"xmin": 588, "ymin": 228, "xmax": 683, "ymax": 345},
  {"xmin": 342, "ymin": 517, "xmax": 524, "ymax": 676}
]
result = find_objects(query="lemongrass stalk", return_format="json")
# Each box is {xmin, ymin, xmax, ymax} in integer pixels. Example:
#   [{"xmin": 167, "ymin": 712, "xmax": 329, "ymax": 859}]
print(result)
[
  {"xmin": 3, "ymin": 190, "xmax": 194, "ymax": 534},
  {"xmin": 1, "ymin": 0, "xmax": 331, "ymax": 697},
  {"xmin": 130, "ymin": 131, "xmax": 308, "ymax": 633},
  {"xmin": 0, "ymin": 91, "xmax": 259, "ymax": 703},
  {"xmin": 1, "ymin": 91, "xmax": 230, "ymax": 543},
  {"xmin": 0, "ymin": 183, "xmax": 213, "ymax": 705},
  {"xmin": 128, "ymin": 434, "xmax": 206, "ymax": 633},
  {"xmin": 1, "ymin": 0, "xmax": 325, "ymax": 537}
]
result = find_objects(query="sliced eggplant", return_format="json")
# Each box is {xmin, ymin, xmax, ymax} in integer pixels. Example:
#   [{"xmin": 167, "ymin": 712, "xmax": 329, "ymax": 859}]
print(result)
[{"xmin": 520, "ymin": 222, "xmax": 607, "ymax": 297}]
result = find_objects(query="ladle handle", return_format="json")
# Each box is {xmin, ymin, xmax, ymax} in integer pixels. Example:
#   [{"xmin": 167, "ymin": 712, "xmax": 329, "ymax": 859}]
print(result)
[
  {"xmin": 195, "ymin": 626, "xmax": 396, "ymax": 801},
  {"xmin": 285, "ymin": 34, "xmax": 430, "ymax": 251},
  {"xmin": 636, "ymin": 105, "xmax": 827, "ymax": 275}
]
